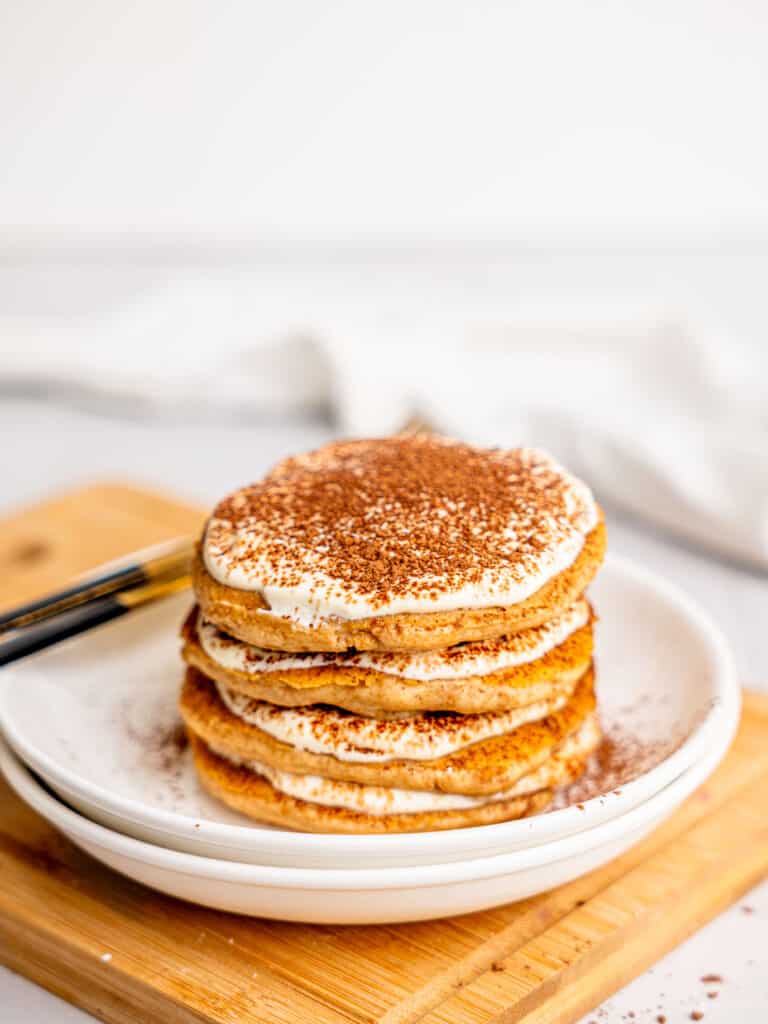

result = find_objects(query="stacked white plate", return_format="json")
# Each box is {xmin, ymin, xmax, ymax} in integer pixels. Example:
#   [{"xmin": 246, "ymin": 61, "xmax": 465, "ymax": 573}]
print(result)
[{"xmin": 0, "ymin": 555, "xmax": 740, "ymax": 924}]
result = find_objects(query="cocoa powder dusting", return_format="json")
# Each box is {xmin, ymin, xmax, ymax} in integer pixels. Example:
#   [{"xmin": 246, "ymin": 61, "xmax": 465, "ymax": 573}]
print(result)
[
  {"xmin": 123, "ymin": 716, "xmax": 188, "ymax": 772},
  {"xmin": 204, "ymin": 436, "xmax": 596, "ymax": 608},
  {"xmin": 552, "ymin": 717, "xmax": 676, "ymax": 807},
  {"xmin": 119, "ymin": 702, "xmax": 190, "ymax": 802}
]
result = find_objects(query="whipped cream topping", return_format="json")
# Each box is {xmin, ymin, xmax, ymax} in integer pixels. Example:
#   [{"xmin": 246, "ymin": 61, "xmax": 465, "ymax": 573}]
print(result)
[
  {"xmin": 203, "ymin": 437, "xmax": 598, "ymax": 626},
  {"xmin": 214, "ymin": 715, "xmax": 599, "ymax": 815},
  {"xmin": 199, "ymin": 599, "xmax": 589, "ymax": 683},
  {"xmin": 217, "ymin": 682, "xmax": 572, "ymax": 762}
]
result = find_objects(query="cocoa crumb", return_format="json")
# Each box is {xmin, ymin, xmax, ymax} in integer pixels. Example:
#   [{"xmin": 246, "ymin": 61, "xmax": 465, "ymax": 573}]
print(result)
[
  {"xmin": 700, "ymin": 974, "xmax": 722, "ymax": 984},
  {"xmin": 690, "ymin": 1013, "xmax": 703, "ymax": 1021}
]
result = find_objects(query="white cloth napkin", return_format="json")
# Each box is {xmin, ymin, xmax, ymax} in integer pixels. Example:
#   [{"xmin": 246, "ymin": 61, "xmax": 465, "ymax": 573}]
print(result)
[{"xmin": 3, "ymin": 278, "xmax": 767, "ymax": 569}]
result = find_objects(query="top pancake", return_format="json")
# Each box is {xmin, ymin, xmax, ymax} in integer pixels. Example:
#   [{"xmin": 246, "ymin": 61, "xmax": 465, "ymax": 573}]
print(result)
[{"xmin": 195, "ymin": 435, "xmax": 605, "ymax": 652}]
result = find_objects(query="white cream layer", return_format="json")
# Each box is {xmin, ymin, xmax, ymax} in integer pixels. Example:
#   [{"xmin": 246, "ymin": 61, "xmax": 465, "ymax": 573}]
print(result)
[
  {"xmin": 199, "ymin": 598, "xmax": 589, "ymax": 683},
  {"xmin": 216, "ymin": 683, "xmax": 572, "ymax": 762},
  {"xmin": 214, "ymin": 716, "xmax": 599, "ymax": 815},
  {"xmin": 203, "ymin": 450, "xmax": 598, "ymax": 627}
]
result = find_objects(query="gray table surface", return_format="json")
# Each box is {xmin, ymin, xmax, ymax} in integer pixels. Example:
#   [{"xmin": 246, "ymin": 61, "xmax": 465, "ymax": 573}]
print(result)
[{"xmin": 1, "ymin": 399, "xmax": 766, "ymax": 1023}]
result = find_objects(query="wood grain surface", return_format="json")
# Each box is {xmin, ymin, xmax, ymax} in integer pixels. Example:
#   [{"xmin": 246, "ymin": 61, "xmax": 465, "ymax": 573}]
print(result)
[{"xmin": 0, "ymin": 482, "xmax": 765, "ymax": 1024}]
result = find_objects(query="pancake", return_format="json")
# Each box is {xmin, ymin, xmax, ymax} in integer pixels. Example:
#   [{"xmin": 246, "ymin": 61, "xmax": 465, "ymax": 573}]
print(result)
[
  {"xmin": 193, "ymin": 522, "xmax": 605, "ymax": 653},
  {"xmin": 195, "ymin": 436, "xmax": 605, "ymax": 652},
  {"xmin": 179, "ymin": 664, "xmax": 597, "ymax": 796},
  {"xmin": 181, "ymin": 602, "xmax": 595, "ymax": 715},
  {"xmin": 189, "ymin": 735, "xmax": 555, "ymax": 833},
  {"xmin": 209, "ymin": 713, "xmax": 600, "ymax": 810}
]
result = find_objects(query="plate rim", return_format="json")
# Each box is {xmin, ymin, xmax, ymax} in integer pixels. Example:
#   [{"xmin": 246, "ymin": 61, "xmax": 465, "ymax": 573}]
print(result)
[
  {"xmin": 0, "ymin": 684, "xmax": 739, "ymax": 890},
  {"xmin": 0, "ymin": 552, "xmax": 739, "ymax": 861}
]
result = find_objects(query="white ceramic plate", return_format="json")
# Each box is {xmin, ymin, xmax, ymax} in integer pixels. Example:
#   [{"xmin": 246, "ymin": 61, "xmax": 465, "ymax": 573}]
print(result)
[
  {"xmin": 0, "ymin": 688, "xmax": 738, "ymax": 924},
  {"xmin": 0, "ymin": 555, "xmax": 738, "ymax": 868}
]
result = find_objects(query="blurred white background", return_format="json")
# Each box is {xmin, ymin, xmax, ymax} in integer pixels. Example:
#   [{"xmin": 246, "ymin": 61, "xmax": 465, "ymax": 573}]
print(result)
[
  {"xmin": 1, "ymin": 5, "xmax": 768, "ymax": 1021},
  {"xmin": 2, "ymin": 0, "xmax": 768, "ymax": 236}
]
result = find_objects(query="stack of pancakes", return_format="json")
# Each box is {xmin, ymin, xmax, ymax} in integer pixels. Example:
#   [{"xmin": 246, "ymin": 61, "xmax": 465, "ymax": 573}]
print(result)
[{"xmin": 180, "ymin": 435, "xmax": 607, "ymax": 834}]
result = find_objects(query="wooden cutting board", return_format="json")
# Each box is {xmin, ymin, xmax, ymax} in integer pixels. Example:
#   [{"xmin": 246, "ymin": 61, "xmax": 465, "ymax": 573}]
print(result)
[{"xmin": 0, "ymin": 482, "xmax": 766, "ymax": 1024}]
